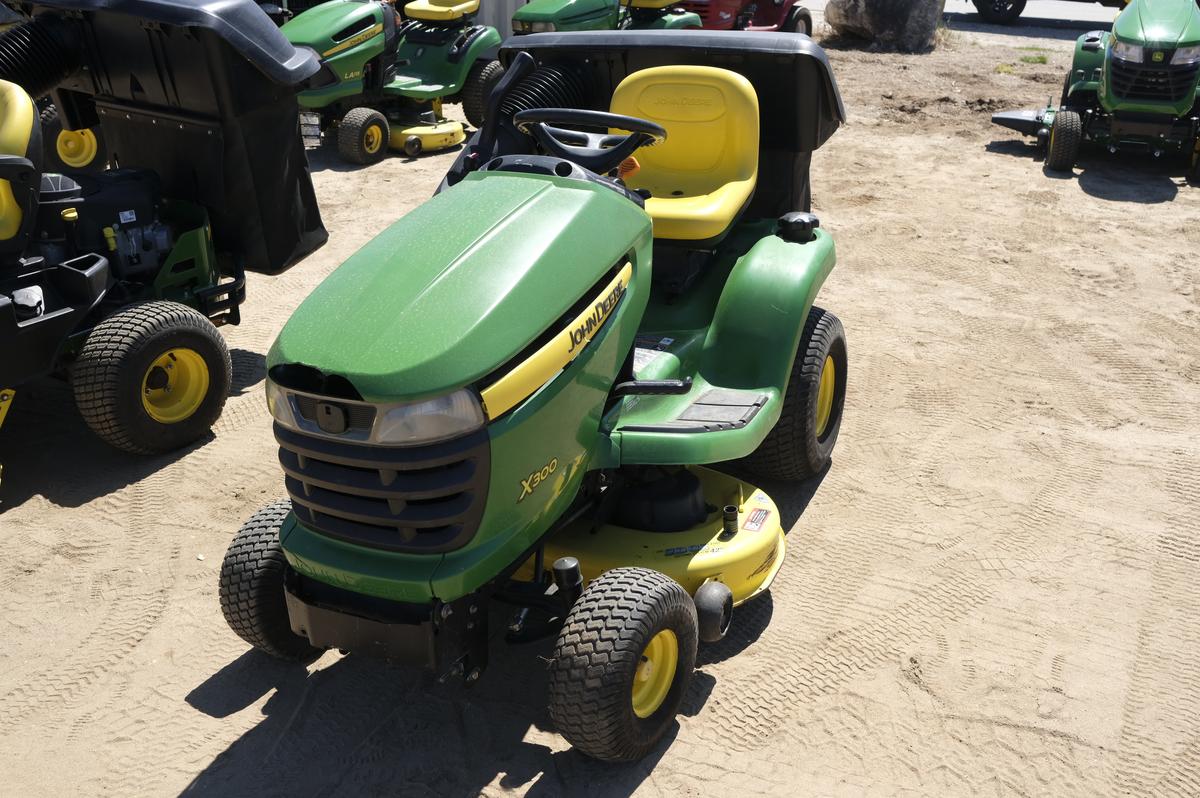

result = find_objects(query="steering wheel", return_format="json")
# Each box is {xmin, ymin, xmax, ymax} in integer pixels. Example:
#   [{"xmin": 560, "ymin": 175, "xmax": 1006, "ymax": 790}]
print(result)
[{"xmin": 512, "ymin": 108, "xmax": 666, "ymax": 175}]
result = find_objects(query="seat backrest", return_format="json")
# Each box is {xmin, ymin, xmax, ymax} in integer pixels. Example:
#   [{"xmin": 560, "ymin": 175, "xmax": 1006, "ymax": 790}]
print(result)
[
  {"xmin": 0, "ymin": 80, "xmax": 41, "ymax": 245},
  {"xmin": 403, "ymin": 0, "xmax": 480, "ymax": 22},
  {"xmin": 609, "ymin": 65, "xmax": 758, "ymax": 200}
]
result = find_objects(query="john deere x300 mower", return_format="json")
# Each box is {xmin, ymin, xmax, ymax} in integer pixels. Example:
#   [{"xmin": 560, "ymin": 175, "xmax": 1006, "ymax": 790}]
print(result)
[
  {"xmin": 283, "ymin": 0, "xmax": 503, "ymax": 163},
  {"xmin": 993, "ymin": 0, "xmax": 1200, "ymax": 177},
  {"xmin": 219, "ymin": 31, "xmax": 845, "ymax": 761},
  {"xmin": 0, "ymin": 0, "xmax": 326, "ymax": 457}
]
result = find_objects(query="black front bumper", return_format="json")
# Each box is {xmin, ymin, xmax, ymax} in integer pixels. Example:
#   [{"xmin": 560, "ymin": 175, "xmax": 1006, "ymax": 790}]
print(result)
[{"xmin": 284, "ymin": 569, "xmax": 489, "ymax": 679}]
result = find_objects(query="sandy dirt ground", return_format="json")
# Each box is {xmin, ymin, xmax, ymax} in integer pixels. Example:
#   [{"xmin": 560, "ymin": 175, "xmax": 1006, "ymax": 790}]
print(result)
[{"xmin": 2, "ymin": 20, "xmax": 1199, "ymax": 798}]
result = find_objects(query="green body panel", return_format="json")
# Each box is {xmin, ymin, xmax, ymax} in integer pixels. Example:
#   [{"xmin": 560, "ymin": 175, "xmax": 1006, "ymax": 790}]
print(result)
[
  {"xmin": 391, "ymin": 28, "xmax": 501, "ymax": 99},
  {"xmin": 151, "ymin": 202, "xmax": 219, "ymax": 300},
  {"xmin": 1066, "ymin": 0, "xmax": 1200, "ymax": 119},
  {"xmin": 269, "ymin": 172, "xmax": 651, "ymax": 403},
  {"xmin": 285, "ymin": 0, "xmax": 386, "ymax": 109},
  {"xmin": 611, "ymin": 225, "xmax": 835, "ymax": 465},
  {"xmin": 513, "ymin": 0, "xmax": 620, "ymax": 30},
  {"xmin": 638, "ymin": 9, "xmax": 701, "ymax": 28}
]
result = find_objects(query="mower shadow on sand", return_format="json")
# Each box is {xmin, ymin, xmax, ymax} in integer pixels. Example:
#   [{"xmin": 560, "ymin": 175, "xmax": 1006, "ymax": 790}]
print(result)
[
  {"xmin": 985, "ymin": 140, "xmax": 1184, "ymax": 201},
  {"xmin": 0, "ymin": 348, "xmax": 267, "ymax": 512},
  {"xmin": 183, "ymin": 637, "xmax": 678, "ymax": 797}
]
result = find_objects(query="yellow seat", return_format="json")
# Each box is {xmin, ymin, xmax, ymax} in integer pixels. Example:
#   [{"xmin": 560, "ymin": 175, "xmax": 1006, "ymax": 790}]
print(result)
[
  {"xmin": 610, "ymin": 65, "xmax": 758, "ymax": 242},
  {"xmin": 0, "ymin": 79, "xmax": 36, "ymax": 242},
  {"xmin": 404, "ymin": 0, "xmax": 479, "ymax": 22}
]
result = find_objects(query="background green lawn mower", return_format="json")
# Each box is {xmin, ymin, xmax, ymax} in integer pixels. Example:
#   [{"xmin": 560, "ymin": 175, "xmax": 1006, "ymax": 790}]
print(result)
[
  {"xmin": 992, "ymin": 0, "xmax": 1200, "ymax": 178},
  {"xmin": 283, "ymin": 0, "xmax": 503, "ymax": 163},
  {"xmin": 0, "ymin": 0, "xmax": 326, "ymax": 459},
  {"xmin": 511, "ymin": 0, "xmax": 702, "ymax": 34},
  {"xmin": 219, "ymin": 30, "xmax": 846, "ymax": 761}
]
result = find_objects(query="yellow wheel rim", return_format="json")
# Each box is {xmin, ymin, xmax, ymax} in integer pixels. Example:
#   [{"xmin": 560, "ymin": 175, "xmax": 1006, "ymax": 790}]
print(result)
[
  {"xmin": 631, "ymin": 629, "xmax": 678, "ymax": 719},
  {"xmin": 363, "ymin": 125, "xmax": 383, "ymax": 154},
  {"xmin": 815, "ymin": 355, "xmax": 836, "ymax": 437},
  {"xmin": 141, "ymin": 348, "xmax": 209, "ymax": 424},
  {"xmin": 56, "ymin": 128, "xmax": 99, "ymax": 169}
]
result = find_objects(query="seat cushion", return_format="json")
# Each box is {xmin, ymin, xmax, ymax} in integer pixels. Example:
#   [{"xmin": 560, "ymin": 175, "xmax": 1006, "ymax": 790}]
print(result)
[
  {"xmin": 610, "ymin": 65, "xmax": 759, "ymax": 242},
  {"xmin": 0, "ymin": 79, "xmax": 37, "ymax": 242},
  {"xmin": 404, "ymin": 0, "xmax": 479, "ymax": 21}
]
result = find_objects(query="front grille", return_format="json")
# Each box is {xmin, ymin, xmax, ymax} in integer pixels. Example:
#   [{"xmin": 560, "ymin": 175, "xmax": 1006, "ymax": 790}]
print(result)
[
  {"xmin": 276, "ymin": 423, "xmax": 490, "ymax": 553},
  {"xmin": 1110, "ymin": 59, "xmax": 1200, "ymax": 104}
]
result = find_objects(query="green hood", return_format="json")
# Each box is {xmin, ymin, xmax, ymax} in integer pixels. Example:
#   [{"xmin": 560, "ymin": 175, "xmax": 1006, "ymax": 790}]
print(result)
[
  {"xmin": 282, "ymin": 0, "xmax": 383, "ymax": 54},
  {"xmin": 269, "ymin": 172, "xmax": 651, "ymax": 402},
  {"xmin": 1113, "ymin": 0, "xmax": 1200, "ymax": 46}
]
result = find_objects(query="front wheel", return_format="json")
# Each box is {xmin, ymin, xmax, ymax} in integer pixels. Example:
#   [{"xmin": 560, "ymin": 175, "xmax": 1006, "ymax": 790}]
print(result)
[
  {"xmin": 337, "ymin": 107, "xmax": 389, "ymax": 165},
  {"xmin": 72, "ymin": 301, "xmax": 231, "ymax": 454},
  {"xmin": 1045, "ymin": 109, "xmax": 1082, "ymax": 172},
  {"xmin": 219, "ymin": 501, "xmax": 322, "ymax": 663},
  {"xmin": 973, "ymin": 0, "xmax": 1026, "ymax": 23},
  {"xmin": 460, "ymin": 60, "xmax": 505, "ymax": 130},
  {"xmin": 548, "ymin": 568, "xmax": 698, "ymax": 762},
  {"xmin": 737, "ymin": 306, "xmax": 847, "ymax": 481}
]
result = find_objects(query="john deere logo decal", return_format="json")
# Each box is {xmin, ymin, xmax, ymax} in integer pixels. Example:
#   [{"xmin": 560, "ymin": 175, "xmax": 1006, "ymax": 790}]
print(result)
[
  {"xmin": 1152, "ymin": 51, "xmax": 1165, "ymax": 62},
  {"xmin": 519, "ymin": 457, "xmax": 558, "ymax": 502},
  {"xmin": 567, "ymin": 278, "xmax": 627, "ymax": 354}
]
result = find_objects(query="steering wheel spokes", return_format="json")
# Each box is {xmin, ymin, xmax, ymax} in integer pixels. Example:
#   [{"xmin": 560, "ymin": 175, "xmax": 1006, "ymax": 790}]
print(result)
[{"xmin": 512, "ymin": 108, "xmax": 666, "ymax": 175}]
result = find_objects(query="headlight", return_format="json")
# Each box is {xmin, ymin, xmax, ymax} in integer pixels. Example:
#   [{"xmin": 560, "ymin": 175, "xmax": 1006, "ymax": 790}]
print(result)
[
  {"xmin": 1173, "ymin": 45, "xmax": 1200, "ymax": 65},
  {"xmin": 374, "ymin": 389, "xmax": 485, "ymax": 445},
  {"xmin": 266, "ymin": 379, "xmax": 298, "ymax": 430},
  {"xmin": 529, "ymin": 21, "xmax": 556, "ymax": 32},
  {"xmin": 1112, "ymin": 41, "xmax": 1144, "ymax": 61}
]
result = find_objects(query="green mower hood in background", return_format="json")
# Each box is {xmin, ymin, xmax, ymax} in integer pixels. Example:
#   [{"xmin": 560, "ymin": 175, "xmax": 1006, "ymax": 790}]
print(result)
[
  {"xmin": 1112, "ymin": 0, "xmax": 1200, "ymax": 46},
  {"xmin": 269, "ymin": 172, "xmax": 652, "ymax": 403}
]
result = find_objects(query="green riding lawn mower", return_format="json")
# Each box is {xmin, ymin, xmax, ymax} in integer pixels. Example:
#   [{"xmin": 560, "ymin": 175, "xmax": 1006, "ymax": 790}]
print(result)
[
  {"xmin": 219, "ymin": 30, "xmax": 846, "ymax": 761},
  {"xmin": 0, "ymin": 0, "xmax": 326, "ymax": 462},
  {"xmin": 992, "ymin": 0, "xmax": 1200, "ymax": 179},
  {"xmin": 282, "ymin": 0, "xmax": 503, "ymax": 163}
]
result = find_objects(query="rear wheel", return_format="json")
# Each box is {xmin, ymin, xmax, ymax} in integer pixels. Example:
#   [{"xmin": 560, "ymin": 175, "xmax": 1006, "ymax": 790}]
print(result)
[
  {"xmin": 973, "ymin": 0, "xmax": 1026, "ymax": 24},
  {"xmin": 337, "ymin": 107, "xmax": 389, "ymax": 165},
  {"xmin": 781, "ymin": 5, "xmax": 812, "ymax": 34},
  {"xmin": 460, "ymin": 59, "xmax": 505, "ymax": 130},
  {"xmin": 73, "ymin": 301, "xmax": 231, "ymax": 454},
  {"xmin": 1046, "ymin": 109, "xmax": 1083, "ymax": 172},
  {"xmin": 738, "ymin": 306, "xmax": 847, "ymax": 481},
  {"xmin": 548, "ymin": 568, "xmax": 698, "ymax": 762},
  {"xmin": 219, "ymin": 501, "xmax": 322, "ymax": 662}
]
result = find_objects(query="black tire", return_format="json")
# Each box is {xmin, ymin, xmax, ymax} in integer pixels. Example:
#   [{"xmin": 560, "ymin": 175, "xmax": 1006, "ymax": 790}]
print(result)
[
  {"xmin": 548, "ymin": 568, "xmax": 699, "ymax": 762},
  {"xmin": 72, "ymin": 301, "xmax": 232, "ymax": 454},
  {"xmin": 737, "ymin": 306, "xmax": 847, "ymax": 481},
  {"xmin": 337, "ymin": 107, "xmax": 389, "ymax": 165},
  {"xmin": 973, "ymin": 0, "xmax": 1026, "ymax": 23},
  {"xmin": 1046, "ymin": 109, "xmax": 1083, "ymax": 172},
  {"xmin": 403, "ymin": 134, "xmax": 422, "ymax": 158},
  {"xmin": 781, "ymin": 5, "xmax": 812, "ymax": 35},
  {"xmin": 219, "ymin": 501, "xmax": 322, "ymax": 662},
  {"xmin": 39, "ymin": 102, "xmax": 106, "ymax": 173},
  {"xmin": 460, "ymin": 59, "xmax": 504, "ymax": 130}
]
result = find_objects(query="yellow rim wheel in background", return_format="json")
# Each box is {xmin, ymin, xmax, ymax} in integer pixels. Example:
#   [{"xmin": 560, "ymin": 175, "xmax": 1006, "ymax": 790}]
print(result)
[
  {"xmin": 57, "ymin": 128, "xmax": 99, "ymax": 169},
  {"xmin": 141, "ymin": 348, "xmax": 209, "ymax": 424},
  {"xmin": 364, "ymin": 125, "xmax": 383, "ymax": 154},
  {"xmin": 816, "ymin": 355, "xmax": 836, "ymax": 437},
  {"xmin": 632, "ymin": 629, "xmax": 678, "ymax": 718}
]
